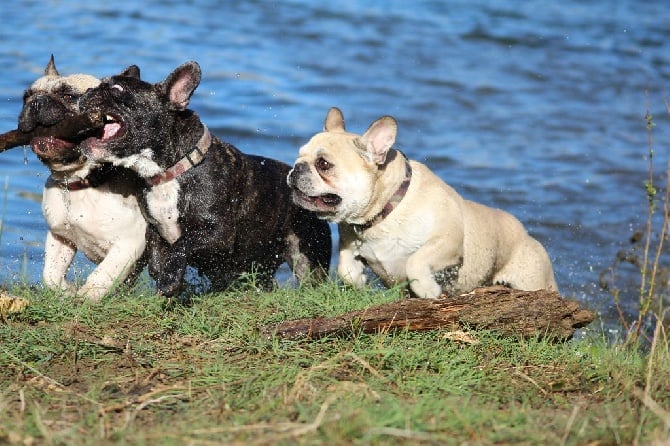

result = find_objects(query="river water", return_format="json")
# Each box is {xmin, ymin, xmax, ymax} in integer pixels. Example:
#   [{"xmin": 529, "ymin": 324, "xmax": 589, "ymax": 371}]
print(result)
[{"xmin": 1, "ymin": 1, "xmax": 669, "ymax": 327}]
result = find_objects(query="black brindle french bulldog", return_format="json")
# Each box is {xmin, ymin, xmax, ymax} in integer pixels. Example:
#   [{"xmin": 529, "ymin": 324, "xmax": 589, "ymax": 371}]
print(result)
[{"xmin": 78, "ymin": 61, "xmax": 332, "ymax": 297}]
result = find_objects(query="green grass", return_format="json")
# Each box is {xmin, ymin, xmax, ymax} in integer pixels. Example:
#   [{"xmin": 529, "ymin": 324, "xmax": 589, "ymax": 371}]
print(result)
[{"xmin": 1, "ymin": 280, "xmax": 668, "ymax": 445}]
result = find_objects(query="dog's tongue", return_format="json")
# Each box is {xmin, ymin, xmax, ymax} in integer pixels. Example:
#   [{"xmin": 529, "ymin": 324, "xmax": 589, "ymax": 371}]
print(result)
[{"xmin": 102, "ymin": 122, "xmax": 121, "ymax": 140}]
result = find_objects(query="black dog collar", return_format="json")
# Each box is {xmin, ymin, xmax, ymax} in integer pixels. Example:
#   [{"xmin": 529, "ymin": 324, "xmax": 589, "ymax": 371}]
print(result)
[
  {"xmin": 352, "ymin": 153, "xmax": 412, "ymax": 233},
  {"xmin": 148, "ymin": 125, "xmax": 212, "ymax": 186}
]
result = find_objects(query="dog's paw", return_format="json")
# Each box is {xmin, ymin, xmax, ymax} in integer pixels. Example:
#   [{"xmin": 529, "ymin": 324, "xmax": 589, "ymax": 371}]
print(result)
[
  {"xmin": 45, "ymin": 280, "xmax": 77, "ymax": 299},
  {"xmin": 157, "ymin": 275, "xmax": 183, "ymax": 298},
  {"xmin": 409, "ymin": 278, "xmax": 442, "ymax": 299},
  {"xmin": 76, "ymin": 285, "xmax": 108, "ymax": 303}
]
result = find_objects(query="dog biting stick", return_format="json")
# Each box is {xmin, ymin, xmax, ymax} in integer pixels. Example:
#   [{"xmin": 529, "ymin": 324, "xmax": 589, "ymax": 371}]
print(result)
[{"xmin": 0, "ymin": 110, "xmax": 104, "ymax": 153}]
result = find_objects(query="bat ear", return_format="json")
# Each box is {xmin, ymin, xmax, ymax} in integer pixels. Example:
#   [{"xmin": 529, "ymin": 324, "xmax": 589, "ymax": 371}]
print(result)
[
  {"xmin": 45, "ymin": 54, "xmax": 59, "ymax": 77},
  {"xmin": 120, "ymin": 65, "xmax": 141, "ymax": 79},
  {"xmin": 360, "ymin": 116, "xmax": 398, "ymax": 165},
  {"xmin": 159, "ymin": 61, "xmax": 201, "ymax": 110},
  {"xmin": 324, "ymin": 107, "xmax": 346, "ymax": 132}
]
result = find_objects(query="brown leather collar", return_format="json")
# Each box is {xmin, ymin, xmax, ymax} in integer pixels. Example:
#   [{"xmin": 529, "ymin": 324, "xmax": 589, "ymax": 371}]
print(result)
[
  {"xmin": 47, "ymin": 177, "xmax": 92, "ymax": 191},
  {"xmin": 148, "ymin": 125, "xmax": 212, "ymax": 186},
  {"xmin": 46, "ymin": 164, "xmax": 116, "ymax": 191},
  {"xmin": 352, "ymin": 153, "xmax": 412, "ymax": 234}
]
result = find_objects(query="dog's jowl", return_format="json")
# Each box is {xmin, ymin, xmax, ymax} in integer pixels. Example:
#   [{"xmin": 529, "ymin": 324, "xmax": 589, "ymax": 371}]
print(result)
[
  {"xmin": 79, "ymin": 61, "xmax": 331, "ymax": 296},
  {"xmin": 19, "ymin": 56, "xmax": 147, "ymax": 301},
  {"xmin": 288, "ymin": 107, "xmax": 558, "ymax": 298}
]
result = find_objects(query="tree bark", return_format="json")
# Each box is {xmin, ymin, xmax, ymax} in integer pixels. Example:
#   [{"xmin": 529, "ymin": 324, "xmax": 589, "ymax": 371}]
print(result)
[
  {"xmin": 265, "ymin": 286, "xmax": 595, "ymax": 341},
  {"xmin": 0, "ymin": 110, "xmax": 104, "ymax": 153}
]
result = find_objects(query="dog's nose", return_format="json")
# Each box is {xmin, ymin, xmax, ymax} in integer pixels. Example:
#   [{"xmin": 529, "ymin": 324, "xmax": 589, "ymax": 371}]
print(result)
[{"xmin": 18, "ymin": 95, "xmax": 66, "ymax": 132}]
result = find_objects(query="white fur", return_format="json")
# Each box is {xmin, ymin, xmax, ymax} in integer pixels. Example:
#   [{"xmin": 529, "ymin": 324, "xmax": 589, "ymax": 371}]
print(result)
[
  {"xmin": 113, "ymin": 149, "xmax": 164, "ymax": 178},
  {"xmin": 42, "ymin": 165, "xmax": 146, "ymax": 301},
  {"xmin": 96, "ymin": 149, "xmax": 182, "ymax": 244},
  {"xmin": 145, "ymin": 181, "xmax": 182, "ymax": 244}
]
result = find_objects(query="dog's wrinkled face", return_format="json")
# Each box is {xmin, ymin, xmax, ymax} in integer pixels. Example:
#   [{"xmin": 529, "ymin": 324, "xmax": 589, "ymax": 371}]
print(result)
[
  {"xmin": 79, "ymin": 62, "xmax": 201, "ymax": 178},
  {"xmin": 287, "ymin": 107, "xmax": 398, "ymax": 223},
  {"xmin": 19, "ymin": 56, "xmax": 100, "ymax": 171}
]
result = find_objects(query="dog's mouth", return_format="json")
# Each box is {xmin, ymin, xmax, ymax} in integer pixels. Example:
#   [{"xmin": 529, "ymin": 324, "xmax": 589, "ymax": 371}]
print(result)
[
  {"xmin": 31, "ymin": 136, "xmax": 80, "ymax": 162},
  {"xmin": 292, "ymin": 189, "xmax": 342, "ymax": 212},
  {"xmin": 81, "ymin": 113, "xmax": 125, "ymax": 157},
  {"xmin": 30, "ymin": 113, "xmax": 122, "ymax": 164},
  {"xmin": 100, "ymin": 114, "xmax": 124, "ymax": 140}
]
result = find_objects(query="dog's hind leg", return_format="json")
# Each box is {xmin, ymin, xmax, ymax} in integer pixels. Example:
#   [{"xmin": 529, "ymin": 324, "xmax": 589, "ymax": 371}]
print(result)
[
  {"xmin": 43, "ymin": 231, "xmax": 77, "ymax": 295},
  {"xmin": 492, "ymin": 237, "xmax": 558, "ymax": 292}
]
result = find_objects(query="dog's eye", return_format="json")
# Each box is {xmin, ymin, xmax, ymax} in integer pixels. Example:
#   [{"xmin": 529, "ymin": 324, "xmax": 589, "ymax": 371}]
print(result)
[
  {"xmin": 61, "ymin": 94, "xmax": 76, "ymax": 103},
  {"xmin": 315, "ymin": 157, "xmax": 332, "ymax": 172},
  {"xmin": 111, "ymin": 84, "xmax": 124, "ymax": 92}
]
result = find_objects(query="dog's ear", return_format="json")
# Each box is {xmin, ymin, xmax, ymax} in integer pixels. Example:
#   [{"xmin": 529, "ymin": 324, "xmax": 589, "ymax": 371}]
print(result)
[
  {"xmin": 324, "ymin": 107, "xmax": 345, "ymax": 132},
  {"xmin": 44, "ymin": 54, "xmax": 59, "ymax": 77},
  {"xmin": 360, "ymin": 116, "xmax": 397, "ymax": 165},
  {"xmin": 120, "ymin": 65, "xmax": 141, "ymax": 79},
  {"xmin": 159, "ymin": 61, "xmax": 202, "ymax": 111}
]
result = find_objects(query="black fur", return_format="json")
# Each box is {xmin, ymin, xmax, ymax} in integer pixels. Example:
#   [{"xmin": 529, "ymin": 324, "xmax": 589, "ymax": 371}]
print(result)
[{"xmin": 79, "ymin": 62, "xmax": 331, "ymax": 296}]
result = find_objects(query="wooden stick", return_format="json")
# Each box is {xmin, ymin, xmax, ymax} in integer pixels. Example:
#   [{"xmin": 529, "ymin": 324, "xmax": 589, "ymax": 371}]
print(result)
[
  {"xmin": 0, "ymin": 110, "xmax": 104, "ymax": 153},
  {"xmin": 264, "ymin": 286, "xmax": 595, "ymax": 341}
]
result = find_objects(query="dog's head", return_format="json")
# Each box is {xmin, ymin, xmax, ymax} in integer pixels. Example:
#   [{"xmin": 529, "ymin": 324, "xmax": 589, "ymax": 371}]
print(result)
[
  {"xmin": 19, "ymin": 55, "xmax": 100, "ymax": 171},
  {"xmin": 79, "ymin": 61, "xmax": 201, "ymax": 178},
  {"xmin": 287, "ymin": 107, "xmax": 398, "ymax": 223}
]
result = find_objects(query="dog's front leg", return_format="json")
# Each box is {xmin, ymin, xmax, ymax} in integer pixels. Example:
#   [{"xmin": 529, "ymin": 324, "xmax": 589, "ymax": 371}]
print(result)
[
  {"xmin": 78, "ymin": 239, "xmax": 146, "ymax": 302},
  {"xmin": 337, "ymin": 225, "xmax": 367, "ymax": 288},
  {"xmin": 156, "ymin": 236, "xmax": 188, "ymax": 297},
  {"xmin": 42, "ymin": 231, "xmax": 77, "ymax": 295}
]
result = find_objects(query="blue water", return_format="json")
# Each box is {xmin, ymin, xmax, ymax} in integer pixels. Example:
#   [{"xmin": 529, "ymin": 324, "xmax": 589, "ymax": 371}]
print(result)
[{"xmin": 1, "ymin": 1, "xmax": 669, "ymax": 326}]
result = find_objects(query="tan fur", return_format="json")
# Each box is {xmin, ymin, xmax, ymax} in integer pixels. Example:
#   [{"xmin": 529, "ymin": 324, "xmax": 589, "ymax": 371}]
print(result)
[
  {"xmin": 288, "ymin": 107, "xmax": 557, "ymax": 298},
  {"xmin": 30, "ymin": 73, "xmax": 100, "ymax": 96}
]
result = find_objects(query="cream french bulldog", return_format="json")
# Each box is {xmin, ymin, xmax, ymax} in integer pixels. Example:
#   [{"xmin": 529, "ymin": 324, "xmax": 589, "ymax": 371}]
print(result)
[{"xmin": 287, "ymin": 107, "xmax": 558, "ymax": 298}]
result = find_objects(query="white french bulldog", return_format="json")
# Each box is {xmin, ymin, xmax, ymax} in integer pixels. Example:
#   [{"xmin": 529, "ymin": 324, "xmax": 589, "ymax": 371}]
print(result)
[
  {"xmin": 287, "ymin": 107, "xmax": 558, "ymax": 298},
  {"xmin": 19, "ymin": 56, "xmax": 147, "ymax": 301}
]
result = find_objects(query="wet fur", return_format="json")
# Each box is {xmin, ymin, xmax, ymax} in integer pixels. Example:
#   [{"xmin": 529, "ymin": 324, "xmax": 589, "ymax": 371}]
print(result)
[{"xmin": 79, "ymin": 61, "xmax": 332, "ymax": 296}]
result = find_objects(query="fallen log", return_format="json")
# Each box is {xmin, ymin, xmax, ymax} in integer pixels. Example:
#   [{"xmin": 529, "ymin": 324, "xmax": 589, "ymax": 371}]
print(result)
[
  {"xmin": 0, "ymin": 110, "xmax": 104, "ymax": 153},
  {"xmin": 265, "ymin": 286, "xmax": 595, "ymax": 341}
]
